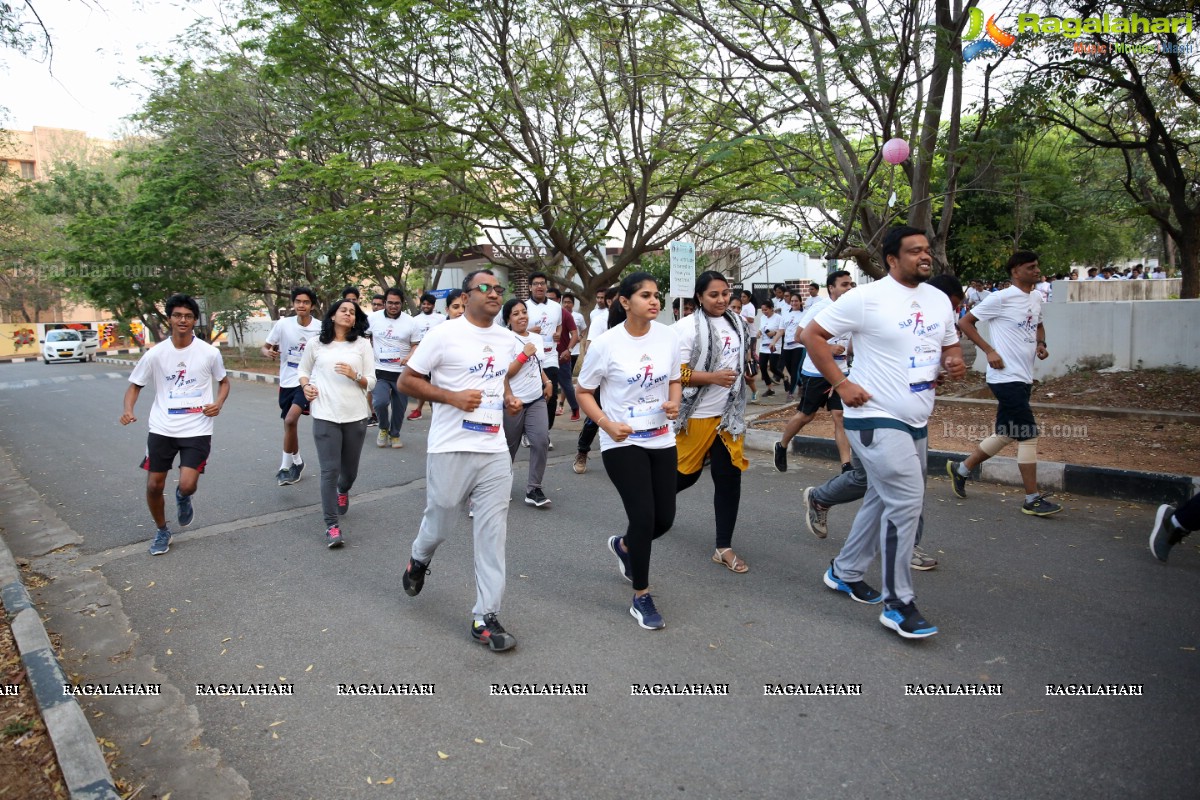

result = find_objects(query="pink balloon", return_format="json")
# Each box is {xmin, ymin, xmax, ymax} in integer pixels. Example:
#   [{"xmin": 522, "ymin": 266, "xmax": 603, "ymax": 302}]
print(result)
[{"xmin": 882, "ymin": 138, "xmax": 910, "ymax": 165}]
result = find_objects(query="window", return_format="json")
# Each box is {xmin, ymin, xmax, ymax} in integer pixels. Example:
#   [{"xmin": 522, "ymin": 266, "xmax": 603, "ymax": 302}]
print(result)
[{"xmin": 19, "ymin": 161, "xmax": 36, "ymax": 180}]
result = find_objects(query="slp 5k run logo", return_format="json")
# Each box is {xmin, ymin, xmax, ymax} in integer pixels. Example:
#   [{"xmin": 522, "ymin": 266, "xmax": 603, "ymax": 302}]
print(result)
[{"xmin": 963, "ymin": 7, "xmax": 1016, "ymax": 62}]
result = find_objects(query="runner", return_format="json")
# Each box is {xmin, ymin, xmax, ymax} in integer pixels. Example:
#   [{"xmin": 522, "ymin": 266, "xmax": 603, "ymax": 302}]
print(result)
[
  {"xmin": 774, "ymin": 271, "xmax": 854, "ymax": 473},
  {"xmin": 756, "ymin": 302, "xmax": 785, "ymax": 395},
  {"xmin": 525, "ymin": 273, "xmax": 563, "ymax": 432},
  {"xmin": 577, "ymin": 272, "xmax": 682, "ymax": 630},
  {"xmin": 399, "ymin": 270, "xmax": 523, "ymax": 652},
  {"xmin": 263, "ymin": 287, "xmax": 322, "ymax": 485},
  {"xmin": 561, "ymin": 291, "xmax": 586, "ymax": 421},
  {"xmin": 573, "ymin": 286, "xmax": 616, "ymax": 474},
  {"xmin": 545, "ymin": 287, "xmax": 579, "ymax": 422},
  {"xmin": 674, "ymin": 271, "xmax": 753, "ymax": 574},
  {"xmin": 297, "ymin": 299, "xmax": 375, "ymax": 548},
  {"xmin": 801, "ymin": 226, "xmax": 964, "ymax": 639},
  {"xmin": 729, "ymin": 296, "xmax": 758, "ymax": 400},
  {"xmin": 341, "ymin": 286, "xmax": 361, "ymax": 305},
  {"xmin": 947, "ymin": 251, "xmax": 1062, "ymax": 516},
  {"xmin": 405, "ymin": 292, "xmax": 447, "ymax": 421},
  {"xmin": 444, "ymin": 288, "xmax": 466, "ymax": 319},
  {"xmin": 500, "ymin": 299, "xmax": 555, "ymax": 508},
  {"xmin": 370, "ymin": 294, "xmax": 385, "ymax": 312},
  {"xmin": 780, "ymin": 293, "xmax": 806, "ymax": 401},
  {"xmin": 367, "ymin": 287, "xmax": 419, "ymax": 449},
  {"xmin": 120, "ymin": 294, "xmax": 230, "ymax": 556}
]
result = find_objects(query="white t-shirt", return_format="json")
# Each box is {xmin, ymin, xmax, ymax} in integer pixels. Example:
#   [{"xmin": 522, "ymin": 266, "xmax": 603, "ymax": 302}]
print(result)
[
  {"xmin": 367, "ymin": 310, "xmax": 419, "ymax": 373},
  {"xmin": 412, "ymin": 311, "xmax": 446, "ymax": 342},
  {"xmin": 569, "ymin": 311, "xmax": 585, "ymax": 356},
  {"xmin": 676, "ymin": 314, "xmax": 743, "ymax": 419},
  {"xmin": 265, "ymin": 316, "xmax": 322, "ymax": 388},
  {"xmin": 814, "ymin": 275, "xmax": 958, "ymax": 429},
  {"xmin": 740, "ymin": 306, "xmax": 757, "ymax": 335},
  {"xmin": 587, "ymin": 307, "xmax": 609, "ymax": 341},
  {"xmin": 297, "ymin": 338, "xmax": 376, "ymax": 423},
  {"xmin": 781, "ymin": 308, "xmax": 806, "ymax": 350},
  {"xmin": 405, "ymin": 316, "xmax": 518, "ymax": 454},
  {"xmin": 128, "ymin": 337, "xmax": 227, "ymax": 438},
  {"xmin": 507, "ymin": 331, "xmax": 547, "ymax": 403},
  {"xmin": 757, "ymin": 313, "xmax": 783, "ymax": 354},
  {"xmin": 578, "ymin": 321, "xmax": 681, "ymax": 452},
  {"xmin": 525, "ymin": 298, "xmax": 563, "ymax": 356},
  {"xmin": 803, "ymin": 293, "xmax": 819, "ymax": 311},
  {"xmin": 799, "ymin": 297, "xmax": 850, "ymax": 376},
  {"xmin": 970, "ymin": 285, "xmax": 1042, "ymax": 385},
  {"xmin": 771, "ymin": 297, "xmax": 787, "ymax": 313}
]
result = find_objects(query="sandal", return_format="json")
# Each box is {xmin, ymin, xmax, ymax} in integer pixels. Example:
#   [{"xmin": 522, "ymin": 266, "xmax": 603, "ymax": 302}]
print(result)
[{"xmin": 712, "ymin": 548, "xmax": 749, "ymax": 573}]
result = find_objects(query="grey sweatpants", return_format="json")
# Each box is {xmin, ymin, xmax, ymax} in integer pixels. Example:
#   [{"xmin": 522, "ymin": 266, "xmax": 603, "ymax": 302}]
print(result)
[
  {"xmin": 411, "ymin": 451, "xmax": 513, "ymax": 618},
  {"xmin": 503, "ymin": 397, "xmax": 549, "ymax": 492},
  {"xmin": 312, "ymin": 417, "xmax": 369, "ymax": 526},
  {"xmin": 811, "ymin": 453, "xmax": 925, "ymax": 547},
  {"xmin": 832, "ymin": 427, "xmax": 927, "ymax": 607}
]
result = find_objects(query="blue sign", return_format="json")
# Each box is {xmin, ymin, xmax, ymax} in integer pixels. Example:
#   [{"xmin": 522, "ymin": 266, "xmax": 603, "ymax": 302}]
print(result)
[{"xmin": 429, "ymin": 288, "xmax": 452, "ymax": 299}]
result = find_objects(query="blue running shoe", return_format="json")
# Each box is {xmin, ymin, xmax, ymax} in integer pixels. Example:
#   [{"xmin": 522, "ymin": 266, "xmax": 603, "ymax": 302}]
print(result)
[
  {"xmin": 149, "ymin": 528, "xmax": 171, "ymax": 556},
  {"xmin": 880, "ymin": 602, "xmax": 938, "ymax": 639},
  {"xmin": 175, "ymin": 487, "xmax": 194, "ymax": 528},
  {"xmin": 287, "ymin": 461, "xmax": 305, "ymax": 485},
  {"xmin": 630, "ymin": 593, "xmax": 664, "ymax": 630},
  {"xmin": 607, "ymin": 536, "xmax": 632, "ymax": 583},
  {"xmin": 822, "ymin": 560, "xmax": 882, "ymax": 604}
]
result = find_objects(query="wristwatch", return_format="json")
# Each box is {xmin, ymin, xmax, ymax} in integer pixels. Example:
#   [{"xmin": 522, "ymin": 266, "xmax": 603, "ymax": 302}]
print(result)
[{"xmin": 355, "ymin": 371, "xmax": 363, "ymax": 383}]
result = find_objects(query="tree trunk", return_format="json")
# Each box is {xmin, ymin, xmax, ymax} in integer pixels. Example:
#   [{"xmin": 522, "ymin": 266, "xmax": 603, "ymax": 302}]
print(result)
[{"xmin": 1176, "ymin": 226, "xmax": 1199, "ymax": 299}]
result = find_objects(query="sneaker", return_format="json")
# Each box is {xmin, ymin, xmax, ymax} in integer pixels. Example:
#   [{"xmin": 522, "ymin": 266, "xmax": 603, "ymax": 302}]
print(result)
[
  {"xmin": 573, "ymin": 453, "xmax": 588, "ymax": 474},
  {"xmin": 521, "ymin": 434, "xmax": 530, "ymax": 448},
  {"xmin": 841, "ymin": 462, "xmax": 854, "ymax": 474},
  {"xmin": 1150, "ymin": 504, "xmax": 1188, "ymax": 562},
  {"xmin": 1022, "ymin": 494, "xmax": 1063, "ymax": 516},
  {"xmin": 287, "ymin": 462, "xmax": 304, "ymax": 484},
  {"xmin": 276, "ymin": 468, "xmax": 290, "ymax": 486},
  {"xmin": 803, "ymin": 486, "xmax": 828, "ymax": 539},
  {"xmin": 406, "ymin": 409, "xmax": 422, "ymax": 421},
  {"xmin": 630, "ymin": 593, "xmax": 665, "ymax": 630},
  {"xmin": 148, "ymin": 528, "xmax": 171, "ymax": 556},
  {"xmin": 946, "ymin": 460, "xmax": 968, "ymax": 499},
  {"xmin": 823, "ymin": 560, "xmax": 882, "ymax": 604},
  {"xmin": 472, "ymin": 613, "xmax": 517, "ymax": 651},
  {"xmin": 525, "ymin": 488, "xmax": 552, "ymax": 508},
  {"xmin": 750, "ymin": 391, "xmax": 757, "ymax": 402},
  {"xmin": 547, "ymin": 441, "xmax": 554, "ymax": 451},
  {"xmin": 763, "ymin": 388, "xmax": 775, "ymax": 397},
  {"xmin": 773, "ymin": 441, "xmax": 787, "ymax": 472},
  {"xmin": 570, "ymin": 409, "xmax": 580, "ymax": 421},
  {"xmin": 175, "ymin": 487, "xmax": 194, "ymax": 528},
  {"xmin": 377, "ymin": 431, "xmax": 390, "ymax": 448},
  {"xmin": 390, "ymin": 435, "xmax": 404, "ymax": 449},
  {"xmin": 911, "ymin": 546, "xmax": 938, "ymax": 571},
  {"xmin": 785, "ymin": 392, "xmax": 795, "ymax": 402},
  {"xmin": 402, "ymin": 557, "xmax": 430, "ymax": 596},
  {"xmin": 880, "ymin": 601, "xmax": 938, "ymax": 639},
  {"xmin": 607, "ymin": 536, "xmax": 633, "ymax": 583},
  {"xmin": 325, "ymin": 524, "xmax": 343, "ymax": 548},
  {"xmin": 367, "ymin": 414, "xmax": 378, "ymax": 427},
  {"xmin": 336, "ymin": 492, "xmax": 349, "ymax": 515}
]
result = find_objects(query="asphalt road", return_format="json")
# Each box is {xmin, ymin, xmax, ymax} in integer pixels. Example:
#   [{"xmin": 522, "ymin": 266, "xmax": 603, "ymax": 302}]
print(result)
[{"xmin": 1, "ymin": 359, "xmax": 1197, "ymax": 799}]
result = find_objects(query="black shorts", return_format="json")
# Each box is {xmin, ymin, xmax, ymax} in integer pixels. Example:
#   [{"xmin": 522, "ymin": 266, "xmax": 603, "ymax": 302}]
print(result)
[
  {"xmin": 140, "ymin": 433, "xmax": 211, "ymax": 474},
  {"xmin": 990, "ymin": 381, "xmax": 1038, "ymax": 440},
  {"xmin": 797, "ymin": 374, "xmax": 843, "ymax": 415},
  {"xmin": 279, "ymin": 385, "xmax": 311, "ymax": 418}
]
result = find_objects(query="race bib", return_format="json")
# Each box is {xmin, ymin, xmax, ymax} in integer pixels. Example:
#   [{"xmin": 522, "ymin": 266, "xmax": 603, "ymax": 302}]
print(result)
[
  {"xmin": 908, "ymin": 344, "xmax": 940, "ymax": 393},
  {"xmin": 624, "ymin": 401, "xmax": 669, "ymax": 440},
  {"xmin": 462, "ymin": 390, "xmax": 504, "ymax": 434}
]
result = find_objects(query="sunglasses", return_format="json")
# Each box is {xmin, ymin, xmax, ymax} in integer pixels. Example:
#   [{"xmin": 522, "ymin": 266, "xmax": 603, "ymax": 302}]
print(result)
[{"xmin": 471, "ymin": 283, "xmax": 506, "ymax": 296}]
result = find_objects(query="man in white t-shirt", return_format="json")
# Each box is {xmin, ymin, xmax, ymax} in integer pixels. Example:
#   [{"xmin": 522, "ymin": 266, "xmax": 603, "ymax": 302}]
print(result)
[
  {"xmin": 399, "ymin": 270, "xmax": 524, "ymax": 652},
  {"xmin": 405, "ymin": 292, "xmax": 447, "ymax": 421},
  {"xmin": 949, "ymin": 250, "xmax": 1061, "ymax": 517},
  {"xmin": 525, "ymin": 272, "xmax": 564, "ymax": 429},
  {"xmin": 263, "ymin": 287, "xmax": 322, "ymax": 486},
  {"xmin": 574, "ymin": 286, "xmax": 613, "ymax": 473},
  {"xmin": 367, "ymin": 287, "xmax": 420, "ymax": 448},
  {"xmin": 803, "ymin": 227, "xmax": 964, "ymax": 640},
  {"xmin": 121, "ymin": 294, "xmax": 230, "ymax": 556},
  {"xmin": 586, "ymin": 288, "xmax": 609, "ymax": 353},
  {"xmin": 756, "ymin": 303, "xmax": 786, "ymax": 394},
  {"xmin": 803, "ymin": 282, "xmax": 821, "ymax": 310},
  {"xmin": 771, "ymin": 283, "xmax": 788, "ymax": 313}
]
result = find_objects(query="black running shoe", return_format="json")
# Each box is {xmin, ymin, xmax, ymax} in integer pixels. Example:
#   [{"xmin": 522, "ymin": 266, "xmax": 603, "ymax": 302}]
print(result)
[
  {"xmin": 880, "ymin": 601, "xmax": 938, "ymax": 639},
  {"xmin": 276, "ymin": 468, "xmax": 291, "ymax": 486},
  {"xmin": 524, "ymin": 488, "xmax": 552, "ymax": 508},
  {"xmin": 402, "ymin": 557, "xmax": 430, "ymax": 596},
  {"xmin": 1021, "ymin": 494, "xmax": 1063, "ymax": 516},
  {"xmin": 287, "ymin": 461, "xmax": 304, "ymax": 484},
  {"xmin": 175, "ymin": 487, "xmax": 194, "ymax": 528},
  {"xmin": 773, "ymin": 441, "xmax": 787, "ymax": 472},
  {"xmin": 946, "ymin": 460, "xmax": 968, "ymax": 499},
  {"xmin": 472, "ymin": 613, "xmax": 516, "ymax": 651},
  {"xmin": 822, "ymin": 559, "xmax": 882, "ymax": 604}
]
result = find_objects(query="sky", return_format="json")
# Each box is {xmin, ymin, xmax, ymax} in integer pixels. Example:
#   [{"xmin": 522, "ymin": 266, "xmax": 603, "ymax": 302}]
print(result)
[{"xmin": 3, "ymin": 0, "xmax": 214, "ymax": 138}]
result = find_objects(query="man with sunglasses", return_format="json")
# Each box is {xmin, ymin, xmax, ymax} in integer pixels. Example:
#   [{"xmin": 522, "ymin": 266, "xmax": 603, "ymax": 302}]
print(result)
[
  {"xmin": 120, "ymin": 294, "xmax": 230, "ymax": 556},
  {"xmin": 399, "ymin": 271, "xmax": 524, "ymax": 652}
]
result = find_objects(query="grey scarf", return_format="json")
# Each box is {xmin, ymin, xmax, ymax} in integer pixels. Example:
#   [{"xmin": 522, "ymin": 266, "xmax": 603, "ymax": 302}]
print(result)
[{"xmin": 677, "ymin": 310, "xmax": 749, "ymax": 436}]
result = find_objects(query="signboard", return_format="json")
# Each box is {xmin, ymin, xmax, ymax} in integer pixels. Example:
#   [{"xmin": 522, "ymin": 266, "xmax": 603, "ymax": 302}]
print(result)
[
  {"xmin": 428, "ymin": 288, "xmax": 453, "ymax": 299},
  {"xmin": 669, "ymin": 241, "xmax": 696, "ymax": 299}
]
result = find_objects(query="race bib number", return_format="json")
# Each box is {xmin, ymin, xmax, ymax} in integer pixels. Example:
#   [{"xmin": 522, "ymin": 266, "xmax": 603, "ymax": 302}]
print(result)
[
  {"xmin": 462, "ymin": 390, "xmax": 504, "ymax": 434},
  {"xmin": 908, "ymin": 344, "xmax": 940, "ymax": 393},
  {"xmin": 624, "ymin": 401, "xmax": 669, "ymax": 440}
]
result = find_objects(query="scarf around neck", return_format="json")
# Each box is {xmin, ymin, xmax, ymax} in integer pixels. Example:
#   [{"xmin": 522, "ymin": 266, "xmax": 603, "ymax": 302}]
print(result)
[{"xmin": 677, "ymin": 309, "xmax": 749, "ymax": 436}]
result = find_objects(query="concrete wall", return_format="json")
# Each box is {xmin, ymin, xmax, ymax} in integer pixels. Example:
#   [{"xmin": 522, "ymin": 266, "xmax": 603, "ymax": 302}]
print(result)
[
  {"xmin": 972, "ymin": 299, "xmax": 1200, "ymax": 378},
  {"xmin": 1051, "ymin": 279, "xmax": 1182, "ymax": 302}
]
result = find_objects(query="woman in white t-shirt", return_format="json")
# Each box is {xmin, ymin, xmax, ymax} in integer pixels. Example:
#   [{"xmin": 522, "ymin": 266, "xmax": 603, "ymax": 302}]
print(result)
[
  {"xmin": 500, "ymin": 299, "xmax": 554, "ymax": 508},
  {"xmin": 577, "ymin": 272, "xmax": 682, "ymax": 631},
  {"xmin": 781, "ymin": 293, "xmax": 806, "ymax": 400},
  {"xmin": 298, "ymin": 300, "xmax": 377, "ymax": 548},
  {"xmin": 676, "ymin": 272, "xmax": 753, "ymax": 573}
]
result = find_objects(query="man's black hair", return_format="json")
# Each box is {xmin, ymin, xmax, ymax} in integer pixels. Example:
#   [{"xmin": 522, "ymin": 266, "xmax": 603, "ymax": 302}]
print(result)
[
  {"xmin": 881, "ymin": 225, "xmax": 927, "ymax": 267},
  {"xmin": 291, "ymin": 286, "xmax": 317, "ymax": 304}
]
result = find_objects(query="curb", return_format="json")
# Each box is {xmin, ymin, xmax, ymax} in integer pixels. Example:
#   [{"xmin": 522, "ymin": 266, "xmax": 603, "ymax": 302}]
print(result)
[
  {"xmin": 98, "ymin": 357, "xmax": 279, "ymax": 386},
  {"xmin": 1, "ymin": 348, "xmax": 144, "ymax": 365},
  {"xmin": 741, "ymin": 428, "xmax": 1197, "ymax": 507},
  {"xmin": 935, "ymin": 395, "xmax": 1200, "ymax": 425},
  {"xmin": 0, "ymin": 538, "xmax": 119, "ymax": 800}
]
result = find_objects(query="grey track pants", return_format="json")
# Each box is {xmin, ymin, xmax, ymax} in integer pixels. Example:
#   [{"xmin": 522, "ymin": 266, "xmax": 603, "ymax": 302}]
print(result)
[
  {"xmin": 503, "ymin": 397, "xmax": 549, "ymax": 492},
  {"xmin": 411, "ymin": 451, "xmax": 513, "ymax": 617},
  {"xmin": 312, "ymin": 417, "xmax": 369, "ymax": 526},
  {"xmin": 832, "ymin": 427, "xmax": 927, "ymax": 607}
]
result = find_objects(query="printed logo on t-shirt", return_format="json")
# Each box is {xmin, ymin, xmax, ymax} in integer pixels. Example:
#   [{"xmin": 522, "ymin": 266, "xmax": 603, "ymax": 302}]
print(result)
[
  {"xmin": 166, "ymin": 361, "xmax": 206, "ymax": 414},
  {"xmin": 899, "ymin": 303, "xmax": 941, "ymax": 337},
  {"xmin": 627, "ymin": 362, "xmax": 667, "ymax": 389},
  {"xmin": 286, "ymin": 338, "xmax": 308, "ymax": 368}
]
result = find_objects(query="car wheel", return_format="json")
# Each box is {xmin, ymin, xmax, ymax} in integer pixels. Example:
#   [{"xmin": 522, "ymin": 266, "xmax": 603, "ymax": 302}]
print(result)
[{"xmin": 43, "ymin": 357, "xmax": 50, "ymax": 365}]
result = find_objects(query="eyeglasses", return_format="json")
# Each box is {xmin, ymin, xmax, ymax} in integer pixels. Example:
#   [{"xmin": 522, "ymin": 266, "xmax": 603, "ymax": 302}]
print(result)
[
  {"xmin": 471, "ymin": 283, "xmax": 506, "ymax": 296},
  {"xmin": 530, "ymin": 280, "xmax": 547, "ymax": 287},
  {"xmin": 170, "ymin": 313, "xmax": 196, "ymax": 321}
]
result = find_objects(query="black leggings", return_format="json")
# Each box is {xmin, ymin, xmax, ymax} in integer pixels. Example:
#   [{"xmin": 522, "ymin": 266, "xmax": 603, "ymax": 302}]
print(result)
[
  {"xmin": 758, "ymin": 352, "xmax": 783, "ymax": 385},
  {"xmin": 602, "ymin": 445, "xmax": 677, "ymax": 591},
  {"xmin": 676, "ymin": 433, "xmax": 741, "ymax": 549},
  {"xmin": 782, "ymin": 348, "xmax": 803, "ymax": 393}
]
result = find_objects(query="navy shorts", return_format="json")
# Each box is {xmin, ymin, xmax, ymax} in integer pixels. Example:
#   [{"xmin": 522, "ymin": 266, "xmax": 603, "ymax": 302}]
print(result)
[
  {"xmin": 279, "ymin": 385, "xmax": 311, "ymax": 418},
  {"xmin": 989, "ymin": 381, "xmax": 1038, "ymax": 440},
  {"xmin": 797, "ymin": 374, "xmax": 843, "ymax": 415},
  {"xmin": 140, "ymin": 433, "xmax": 210, "ymax": 474}
]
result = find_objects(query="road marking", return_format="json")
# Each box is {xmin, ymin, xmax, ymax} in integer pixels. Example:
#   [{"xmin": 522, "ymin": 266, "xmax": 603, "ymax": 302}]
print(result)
[{"xmin": 0, "ymin": 373, "xmax": 128, "ymax": 391}]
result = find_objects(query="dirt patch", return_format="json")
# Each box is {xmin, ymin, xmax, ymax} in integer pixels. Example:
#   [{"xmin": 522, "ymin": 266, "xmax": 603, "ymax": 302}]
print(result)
[
  {"xmin": 752, "ymin": 368, "xmax": 1200, "ymax": 475},
  {"xmin": 0, "ymin": 619, "xmax": 68, "ymax": 800}
]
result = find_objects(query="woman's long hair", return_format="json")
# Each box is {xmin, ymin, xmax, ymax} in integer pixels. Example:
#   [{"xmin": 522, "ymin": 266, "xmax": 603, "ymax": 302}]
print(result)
[{"xmin": 319, "ymin": 299, "xmax": 370, "ymax": 344}]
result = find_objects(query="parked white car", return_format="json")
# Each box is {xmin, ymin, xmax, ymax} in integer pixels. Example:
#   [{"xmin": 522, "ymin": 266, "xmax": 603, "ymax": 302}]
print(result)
[{"xmin": 42, "ymin": 329, "xmax": 97, "ymax": 363}]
